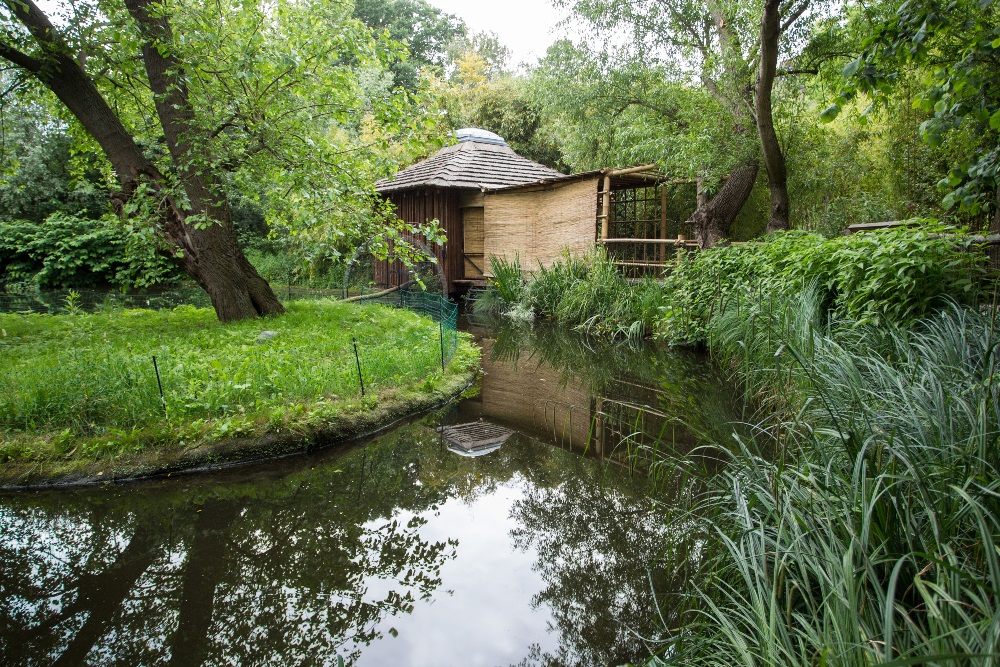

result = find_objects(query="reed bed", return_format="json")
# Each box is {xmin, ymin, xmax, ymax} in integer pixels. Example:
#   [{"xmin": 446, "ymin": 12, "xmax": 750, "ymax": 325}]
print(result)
[{"xmin": 643, "ymin": 290, "xmax": 1000, "ymax": 666}]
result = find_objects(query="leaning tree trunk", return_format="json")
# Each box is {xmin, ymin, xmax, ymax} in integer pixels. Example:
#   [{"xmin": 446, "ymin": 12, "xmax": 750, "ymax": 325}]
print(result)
[
  {"xmin": 687, "ymin": 163, "xmax": 760, "ymax": 248},
  {"xmin": 125, "ymin": 0, "xmax": 284, "ymax": 322},
  {"xmin": 756, "ymin": 0, "xmax": 790, "ymax": 233},
  {"xmin": 4, "ymin": 0, "xmax": 284, "ymax": 323}
]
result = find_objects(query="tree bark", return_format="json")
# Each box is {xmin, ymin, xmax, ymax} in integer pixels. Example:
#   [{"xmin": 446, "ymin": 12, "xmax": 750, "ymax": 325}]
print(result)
[
  {"xmin": 2, "ymin": 0, "xmax": 284, "ymax": 322},
  {"xmin": 756, "ymin": 0, "xmax": 790, "ymax": 233},
  {"xmin": 687, "ymin": 162, "xmax": 760, "ymax": 248}
]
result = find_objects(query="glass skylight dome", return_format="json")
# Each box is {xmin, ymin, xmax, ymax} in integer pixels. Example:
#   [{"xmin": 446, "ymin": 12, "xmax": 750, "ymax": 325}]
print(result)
[{"xmin": 455, "ymin": 128, "xmax": 508, "ymax": 146}]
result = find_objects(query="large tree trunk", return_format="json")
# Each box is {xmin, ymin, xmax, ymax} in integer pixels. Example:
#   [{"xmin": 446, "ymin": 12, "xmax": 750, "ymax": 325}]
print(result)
[
  {"xmin": 687, "ymin": 163, "xmax": 760, "ymax": 248},
  {"xmin": 756, "ymin": 0, "xmax": 790, "ymax": 233},
  {"xmin": 3, "ymin": 0, "xmax": 284, "ymax": 323}
]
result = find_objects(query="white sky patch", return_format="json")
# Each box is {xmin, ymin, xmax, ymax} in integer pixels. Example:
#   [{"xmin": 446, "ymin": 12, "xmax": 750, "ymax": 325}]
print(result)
[{"xmin": 427, "ymin": 0, "xmax": 576, "ymax": 69}]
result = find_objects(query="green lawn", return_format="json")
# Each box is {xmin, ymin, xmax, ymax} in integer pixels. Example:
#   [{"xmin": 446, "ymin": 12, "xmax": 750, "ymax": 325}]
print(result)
[{"xmin": 0, "ymin": 299, "xmax": 477, "ymax": 469}]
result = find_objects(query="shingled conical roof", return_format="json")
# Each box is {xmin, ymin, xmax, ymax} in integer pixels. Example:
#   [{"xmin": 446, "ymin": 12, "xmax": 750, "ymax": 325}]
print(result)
[{"xmin": 375, "ymin": 128, "xmax": 564, "ymax": 194}]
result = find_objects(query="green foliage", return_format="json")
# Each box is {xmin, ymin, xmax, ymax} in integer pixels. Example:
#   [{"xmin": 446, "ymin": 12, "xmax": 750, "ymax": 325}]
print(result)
[
  {"xmin": 1, "ymin": 0, "xmax": 448, "ymax": 279},
  {"xmin": 656, "ymin": 225, "xmax": 984, "ymax": 342},
  {"xmin": 527, "ymin": 252, "xmax": 589, "ymax": 315},
  {"xmin": 475, "ymin": 254, "xmax": 528, "ymax": 316},
  {"xmin": 0, "ymin": 106, "xmax": 109, "ymax": 224},
  {"xmin": 352, "ymin": 0, "xmax": 466, "ymax": 90},
  {"xmin": 245, "ymin": 248, "xmax": 346, "ymax": 289},
  {"xmin": 0, "ymin": 213, "xmax": 182, "ymax": 289},
  {"xmin": 834, "ymin": 0, "xmax": 1000, "ymax": 221},
  {"xmin": 443, "ymin": 77, "xmax": 568, "ymax": 170},
  {"xmin": 475, "ymin": 250, "xmax": 663, "ymax": 340},
  {"xmin": 646, "ymin": 292, "xmax": 1000, "ymax": 665}
]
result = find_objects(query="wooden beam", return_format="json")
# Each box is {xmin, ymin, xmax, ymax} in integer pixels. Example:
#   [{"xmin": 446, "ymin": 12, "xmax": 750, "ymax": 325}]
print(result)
[
  {"xmin": 597, "ymin": 238, "xmax": 699, "ymax": 246},
  {"xmin": 660, "ymin": 184, "xmax": 667, "ymax": 261}
]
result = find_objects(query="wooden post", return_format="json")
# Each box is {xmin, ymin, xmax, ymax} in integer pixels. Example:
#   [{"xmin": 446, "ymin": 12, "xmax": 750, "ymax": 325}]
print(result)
[
  {"xmin": 600, "ymin": 174, "xmax": 611, "ymax": 240},
  {"xmin": 660, "ymin": 183, "xmax": 668, "ymax": 261},
  {"xmin": 594, "ymin": 397, "xmax": 604, "ymax": 456}
]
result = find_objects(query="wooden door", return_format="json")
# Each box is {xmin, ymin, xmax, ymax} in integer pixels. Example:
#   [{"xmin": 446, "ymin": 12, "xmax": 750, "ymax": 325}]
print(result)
[{"xmin": 462, "ymin": 207, "xmax": 485, "ymax": 279}]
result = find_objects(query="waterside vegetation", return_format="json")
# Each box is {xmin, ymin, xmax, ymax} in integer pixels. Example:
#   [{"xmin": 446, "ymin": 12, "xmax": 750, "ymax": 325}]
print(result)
[
  {"xmin": 475, "ymin": 225, "xmax": 984, "ymax": 343},
  {"xmin": 642, "ymin": 289, "xmax": 1000, "ymax": 665},
  {"xmin": 475, "ymin": 222, "xmax": 998, "ymax": 665}
]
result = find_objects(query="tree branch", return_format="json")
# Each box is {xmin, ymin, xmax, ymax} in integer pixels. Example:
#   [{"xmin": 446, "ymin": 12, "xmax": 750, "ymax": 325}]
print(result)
[
  {"xmin": 0, "ymin": 39, "xmax": 44, "ymax": 73},
  {"xmin": 780, "ymin": 0, "xmax": 811, "ymax": 34}
]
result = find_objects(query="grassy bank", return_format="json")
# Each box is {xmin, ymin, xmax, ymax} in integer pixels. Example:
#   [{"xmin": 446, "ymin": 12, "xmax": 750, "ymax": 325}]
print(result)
[{"xmin": 0, "ymin": 299, "xmax": 479, "ymax": 486}]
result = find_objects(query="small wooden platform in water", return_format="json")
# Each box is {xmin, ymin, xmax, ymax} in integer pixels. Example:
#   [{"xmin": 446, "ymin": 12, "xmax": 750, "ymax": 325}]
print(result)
[{"xmin": 440, "ymin": 421, "xmax": 513, "ymax": 457}]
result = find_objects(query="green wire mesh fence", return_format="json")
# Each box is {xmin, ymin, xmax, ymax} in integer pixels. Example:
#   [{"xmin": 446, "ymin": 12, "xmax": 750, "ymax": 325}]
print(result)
[{"xmin": 0, "ymin": 292, "xmax": 461, "ymax": 436}]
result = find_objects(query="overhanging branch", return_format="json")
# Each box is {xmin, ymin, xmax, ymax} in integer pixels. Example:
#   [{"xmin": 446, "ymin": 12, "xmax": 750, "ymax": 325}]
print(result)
[{"xmin": 0, "ymin": 39, "xmax": 44, "ymax": 73}]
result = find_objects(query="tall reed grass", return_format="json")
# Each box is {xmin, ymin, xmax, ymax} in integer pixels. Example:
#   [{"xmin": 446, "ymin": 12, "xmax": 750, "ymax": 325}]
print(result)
[
  {"xmin": 643, "ymin": 290, "xmax": 1000, "ymax": 666},
  {"xmin": 473, "ymin": 249, "xmax": 664, "ymax": 340}
]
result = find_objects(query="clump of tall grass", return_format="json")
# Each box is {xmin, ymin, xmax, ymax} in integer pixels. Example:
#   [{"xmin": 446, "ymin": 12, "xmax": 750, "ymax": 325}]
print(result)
[
  {"xmin": 474, "ymin": 249, "xmax": 664, "ymax": 340},
  {"xmin": 472, "ymin": 254, "xmax": 530, "ymax": 320},
  {"xmin": 644, "ymin": 292, "xmax": 1000, "ymax": 665}
]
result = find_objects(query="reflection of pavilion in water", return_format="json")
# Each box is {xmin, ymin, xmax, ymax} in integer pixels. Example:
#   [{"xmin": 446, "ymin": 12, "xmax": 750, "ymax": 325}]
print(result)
[{"xmin": 453, "ymin": 337, "xmax": 699, "ymax": 466}]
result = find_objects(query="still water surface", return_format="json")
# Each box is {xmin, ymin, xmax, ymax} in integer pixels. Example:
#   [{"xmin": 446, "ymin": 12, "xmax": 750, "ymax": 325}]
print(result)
[{"xmin": 0, "ymin": 319, "xmax": 739, "ymax": 666}]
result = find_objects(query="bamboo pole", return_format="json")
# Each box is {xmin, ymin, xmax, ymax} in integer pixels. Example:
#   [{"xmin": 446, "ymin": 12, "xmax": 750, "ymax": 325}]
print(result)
[
  {"xmin": 609, "ymin": 164, "xmax": 658, "ymax": 176},
  {"xmin": 660, "ymin": 183, "xmax": 668, "ymax": 261},
  {"xmin": 600, "ymin": 174, "xmax": 611, "ymax": 240}
]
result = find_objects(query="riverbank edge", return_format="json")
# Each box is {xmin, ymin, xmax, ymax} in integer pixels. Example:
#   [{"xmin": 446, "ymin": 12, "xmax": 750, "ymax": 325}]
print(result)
[{"xmin": 0, "ymin": 362, "xmax": 480, "ymax": 490}]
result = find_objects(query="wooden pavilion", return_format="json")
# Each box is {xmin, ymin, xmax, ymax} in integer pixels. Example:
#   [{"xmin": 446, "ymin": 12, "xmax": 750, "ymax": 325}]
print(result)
[{"xmin": 374, "ymin": 128, "xmax": 696, "ymax": 295}]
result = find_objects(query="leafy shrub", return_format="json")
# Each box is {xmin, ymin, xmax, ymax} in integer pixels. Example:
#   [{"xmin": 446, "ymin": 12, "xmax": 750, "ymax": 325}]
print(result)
[
  {"xmin": 473, "ymin": 254, "xmax": 528, "ymax": 317},
  {"xmin": 527, "ymin": 251, "xmax": 589, "ymax": 315},
  {"xmin": 0, "ymin": 213, "xmax": 182, "ymax": 288},
  {"xmin": 656, "ymin": 224, "xmax": 984, "ymax": 343}
]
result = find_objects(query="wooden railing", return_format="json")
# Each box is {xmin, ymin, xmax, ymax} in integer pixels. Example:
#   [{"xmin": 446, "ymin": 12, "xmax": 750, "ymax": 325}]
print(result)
[{"xmin": 597, "ymin": 237, "xmax": 698, "ymax": 278}]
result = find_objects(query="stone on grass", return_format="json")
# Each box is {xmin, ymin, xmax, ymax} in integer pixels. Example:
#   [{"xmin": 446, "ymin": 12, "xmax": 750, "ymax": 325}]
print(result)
[{"xmin": 257, "ymin": 331, "xmax": 280, "ymax": 344}]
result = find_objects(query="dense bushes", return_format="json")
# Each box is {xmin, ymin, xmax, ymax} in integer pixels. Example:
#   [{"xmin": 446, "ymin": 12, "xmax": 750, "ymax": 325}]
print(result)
[
  {"xmin": 474, "ymin": 225, "xmax": 982, "ymax": 343},
  {"xmin": 657, "ymin": 226, "xmax": 983, "ymax": 342},
  {"xmin": 0, "ymin": 213, "xmax": 182, "ymax": 289}
]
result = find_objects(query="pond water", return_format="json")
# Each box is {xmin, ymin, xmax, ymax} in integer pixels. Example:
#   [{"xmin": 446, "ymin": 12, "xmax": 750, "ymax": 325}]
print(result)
[{"xmin": 0, "ymin": 318, "xmax": 740, "ymax": 666}]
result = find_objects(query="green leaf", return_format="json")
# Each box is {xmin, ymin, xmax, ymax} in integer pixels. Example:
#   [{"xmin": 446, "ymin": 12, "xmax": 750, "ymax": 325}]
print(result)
[
  {"xmin": 842, "ymin": 58, "xmax": 862, "ymax": 78},
  {"xmin": 990, "ymin": 110, "xmax": 1000, "ymax": 131},
  {"xmin": 819, "ymin": 104, "xmax": 841, "ymax": 123}
]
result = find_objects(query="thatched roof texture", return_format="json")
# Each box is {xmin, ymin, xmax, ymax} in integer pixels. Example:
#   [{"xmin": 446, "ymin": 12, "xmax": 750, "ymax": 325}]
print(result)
[{"xmin": 376, "ymin": 128, "xmax": 564, "ymax": 193}]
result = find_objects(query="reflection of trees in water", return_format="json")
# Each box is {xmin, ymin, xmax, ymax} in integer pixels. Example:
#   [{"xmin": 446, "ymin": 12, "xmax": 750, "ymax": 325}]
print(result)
[
  {"xmin": 506, "ymin": 460, "xmax": 700, "ymax": 667},
  {"xmin": 0, "ymin": 426, "xmax": 459, "ymax": 666},
  {"xmin": 1, "ymin": 412, "xmax": 709, "ymax": 666}
]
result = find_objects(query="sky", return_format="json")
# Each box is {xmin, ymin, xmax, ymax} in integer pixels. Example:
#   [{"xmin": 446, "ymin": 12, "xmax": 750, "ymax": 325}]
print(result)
[{"xmin": 426, "ymin": 0, "xmax": 575, "ymax": 68}]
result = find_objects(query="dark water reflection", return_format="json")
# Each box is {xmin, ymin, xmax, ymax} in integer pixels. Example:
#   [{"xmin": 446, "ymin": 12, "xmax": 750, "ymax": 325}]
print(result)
[{"xmin": 0, "ymin": 320, "xmax": 740, "ymax": 666}]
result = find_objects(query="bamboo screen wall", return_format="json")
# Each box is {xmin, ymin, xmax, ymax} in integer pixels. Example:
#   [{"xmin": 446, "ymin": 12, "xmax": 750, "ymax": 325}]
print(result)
[{"xmin": 483, "ymin": 176, "xmax": 600, "ymax": 274}]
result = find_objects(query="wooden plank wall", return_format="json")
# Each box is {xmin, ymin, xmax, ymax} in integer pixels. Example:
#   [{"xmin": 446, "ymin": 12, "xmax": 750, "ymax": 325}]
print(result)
[{"xmin": 375, "ymin": 188, "xmax": 462, "ymax": 294}]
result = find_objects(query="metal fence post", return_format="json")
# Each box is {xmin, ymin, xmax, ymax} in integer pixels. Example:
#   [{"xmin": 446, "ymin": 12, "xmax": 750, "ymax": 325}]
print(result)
[
  {"xmin": 352, "ymin": 338, "xmax": 365, "ymax": 397},
  {"xmin": 439, "ymin": 320, "xmax": 445, "ymax": 371},
  {"xmin": 151, "ymin": 355, "xmax": 167, "ymax": 419}
]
